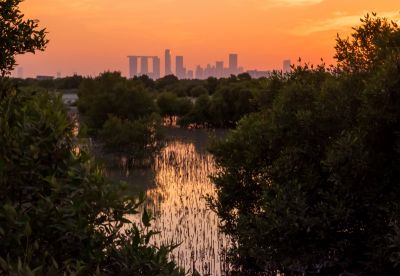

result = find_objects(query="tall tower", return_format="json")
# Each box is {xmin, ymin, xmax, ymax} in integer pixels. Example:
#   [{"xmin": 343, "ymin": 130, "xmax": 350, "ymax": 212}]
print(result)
[
  {"xmin": 176, "ymin": 56, "xmax": 185, "ymax": 79},
  {"xmin": 216, "ymin": 61, "xmax": 224, "ymax": 78},
  {"xmin": 195, "ymin": 65, "xmax": 204, "ymax": 79},
  {"xmin": 165, "ymin": 49, "xmax": 172, "ymax": 76},
  {"xmin": 128, "ymin": 56, "xmax": 138, "ymax": 78},
  {"xmin": 152, "ymin": 56, "xmax": 161, "ymax": 79},
  {"xmin": 140, "ymin": 57, "xmax": 149, "ymax": 75},
  {"xmin": 229, "ymin": 53, "xmax": 238, "ymax": 75}
]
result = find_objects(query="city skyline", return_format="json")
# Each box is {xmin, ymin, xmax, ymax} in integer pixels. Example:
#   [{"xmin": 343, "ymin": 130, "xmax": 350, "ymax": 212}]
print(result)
[
  {"xmin": 12, "ymin": 1, "xmax": 400, "ymax": 77},
  {"xmin": 17, "ymin": 50, "xmax": 289, "ymax": 80},
  {"xmin": 128, "ymin": 50, "xmax": 259, "ymax": 80},
  {"xmin": 127, "ymin": 50, "xmax": 293, "ymax": 80}
]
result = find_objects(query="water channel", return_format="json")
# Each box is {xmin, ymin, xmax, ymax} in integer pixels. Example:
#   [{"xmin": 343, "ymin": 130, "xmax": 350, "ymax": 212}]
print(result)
[{"xmin": 104, "ymin": 128, "xmax": 229, "ymax": 275}]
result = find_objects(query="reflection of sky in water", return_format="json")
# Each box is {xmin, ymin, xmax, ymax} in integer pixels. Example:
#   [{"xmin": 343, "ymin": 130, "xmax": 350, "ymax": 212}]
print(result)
[{"xmin": 125, "ymin": 129, "xmax": 229, "ymax": 275}]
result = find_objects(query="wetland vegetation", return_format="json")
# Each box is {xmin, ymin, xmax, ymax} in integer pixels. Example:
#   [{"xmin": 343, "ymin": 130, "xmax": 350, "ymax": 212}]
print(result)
[{"xmin": 2, "ymin": 1, "xmax": 400, "ymax": 274}]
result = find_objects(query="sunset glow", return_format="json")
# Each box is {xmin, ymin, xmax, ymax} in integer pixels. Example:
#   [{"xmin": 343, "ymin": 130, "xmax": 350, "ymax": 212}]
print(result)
[{"xmin": 15, "ymin": 0, "xmax": 400, "ymax": 78}]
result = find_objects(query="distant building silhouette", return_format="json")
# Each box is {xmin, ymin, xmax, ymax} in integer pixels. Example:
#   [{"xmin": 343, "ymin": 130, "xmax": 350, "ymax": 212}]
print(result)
[
  {"xmin": 152, "ymin": 56, "xmax": 160, "ymax": 79},
  {"xmin": 176, "ymin": 55, "xmax": 186, "ymax": 79},
  {"xmin": 283, "ymin": 59, "xmax": 291, "ymax": 73},
  {"xmin": 140, "ymin": 56, "xmax": 149, "ymax": 75},
  {"xmin": 128, "ymin": 55, "xmax": 160, "ymax": 79},
  {"xmin": 229, "ymin": 53, "xmax": 238, "ymax": 75},
  {"xmin": 204, "ymin": 64, "xmax": 215, "ymax": 78},
  {"xmin": 216, "ymin": 61, "xmax": 224, "ymax": 78},
  {"xmin": 128, "ymin": 56, "xmax": 138, "ymax": 78},
  {"xmin": 126, "ymin": 50, "xmax": 289, "ymax": 80},
  {"xmin": 187, "ymin": 70, "xmax": 194, "ymax": 79},
  {"xmin": 192, "ymin": 53, "xmax": 242, "ymax": 79},
  {"xmin": 195, "ymin": 65, "xmax": 204, "ymax": 79},
  {"xmin": 165, "ymin": 49, "xmax": 172, "ymax": 76}
]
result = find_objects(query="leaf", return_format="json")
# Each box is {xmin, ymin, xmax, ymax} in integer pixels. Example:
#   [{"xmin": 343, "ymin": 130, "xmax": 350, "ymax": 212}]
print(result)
[{"xmin": 142, "ymin": 208, "xmax": 151, "ymax": 227}]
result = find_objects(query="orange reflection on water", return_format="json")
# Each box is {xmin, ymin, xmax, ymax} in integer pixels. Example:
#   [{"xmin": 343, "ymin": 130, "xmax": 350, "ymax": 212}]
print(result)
[{"xmin": 130, "ymin": 141, "xmax": 229, "ymax": 275}]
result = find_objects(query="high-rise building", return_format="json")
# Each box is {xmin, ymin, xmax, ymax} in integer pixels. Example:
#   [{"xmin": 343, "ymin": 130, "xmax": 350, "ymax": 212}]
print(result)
[
  {"xmin": 195, "ymin": 65, "xmax": 204, "ymax": 79},
  {"xmin": 152, "ymin": 56, "xmax": 160, "ymax": 79},
  {"xmin": 216, "ymin": 61, "xmax": 224, "ymax": 78},
  {"xmin": 176, "ymin": 56, "xmax": 185, "ymax": 79},
  {"xmin": 140, "ymin": 57, "xmax": 149, "ymax": 75},
  {"xmin": 187, "ymin": 70, "xmax": 194, "ymax": 79},
  {"xmin": 165, "ymin": 49, "xmax": 172, "ymax": 76},
  {"xmin": 128, "ymin": 55, "xmax": 161, "ymax": 79},
  {"xmin": 229, "ymin": 53, "xmax": 238, "ymax": 75},
  {"xmin": 128, "ymin": 56, "xmax": 138, "ymax": 78},
  {"xmin": 204, "ymin": 64, "xmax": 215, "ymax": 78},
  {"xmin": 283, "ymin": 59, "xmax": 291, "ymax": 73}
]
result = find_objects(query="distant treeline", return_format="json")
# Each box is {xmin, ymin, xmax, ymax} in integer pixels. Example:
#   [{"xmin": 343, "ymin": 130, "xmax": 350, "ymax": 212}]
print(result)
[
  {"xmin": 14, "ymin": 74, "xmax": 83, "ymax": 90},
  {"xmin": 14, "ymin": 72, "xmax": 285, "ymax": 129}
]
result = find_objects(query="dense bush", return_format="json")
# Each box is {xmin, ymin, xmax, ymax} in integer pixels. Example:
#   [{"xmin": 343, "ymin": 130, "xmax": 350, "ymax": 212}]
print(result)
[
  {"xmin": 0, "ymin": 85, "xmax": 184, "ymax": 275},
  {"xmin": 100, "ymin": 114, "xmax": 164, "ymax": 166},
  {"xmin": 209, "ymin": 14, "xmax": 400, "ymax": 274},
  {"xmin": 77, "ymin": 72, "xmax": 165, "ymax": 165},
  {"xmin": 78, "ymin": 72, "xmax": 157, "ymax": 131}
]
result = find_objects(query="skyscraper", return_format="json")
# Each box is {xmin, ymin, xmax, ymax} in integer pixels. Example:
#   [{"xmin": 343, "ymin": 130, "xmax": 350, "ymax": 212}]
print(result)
[
  {"xmin": 283, "ymin": 59, "xmax": 291, "ymax": 73},
  {"xmin": 152, "ymin": 56, "xmax": 160, "ymax": 79},
  {"xmin": 216, "ymin": 61, "xmax": 224, "ymax": 78},
  {"xmin": 176, "ymin": 56, "xmax": 185, "ymax": 79},
  {"xmin": 165, "ymin": 49, "xmax": 172, "ymax": 76},
  {"xmin": 229, "ymin": 53, "xmax": 238, "ymax": 75},
  {"xmin": 187, "ymin": 70, "xmax": 194, "ymax": 79},
  {"xmin": 140, "ymin": 57, "xmax": 149, "ymax": 75},
  {"xmin": 128, "ymin": 56, "xmax": 138, "ymax": 78},
  {"xmin": 195, "ymin": 65, "xmax": 204, "ymax": 79}
]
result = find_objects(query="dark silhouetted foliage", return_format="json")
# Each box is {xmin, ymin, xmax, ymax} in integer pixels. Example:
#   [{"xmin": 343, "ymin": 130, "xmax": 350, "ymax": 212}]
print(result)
[
  {"xmin": 209, "ymin": 14, "xmax": 400, "ymax": 275},
  {"xmin": 0, "ymin": 0, "xmax": 48, "ymax": 76},
  {"xmin": 0, "ymin": 88, "xmax": 184, "ymax": 275}
]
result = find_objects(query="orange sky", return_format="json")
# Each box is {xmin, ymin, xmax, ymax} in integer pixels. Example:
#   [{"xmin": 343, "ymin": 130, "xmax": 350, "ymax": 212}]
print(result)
[{"xmin": 13, "ymin": 0, "xmax": 400, "ymax": 78}]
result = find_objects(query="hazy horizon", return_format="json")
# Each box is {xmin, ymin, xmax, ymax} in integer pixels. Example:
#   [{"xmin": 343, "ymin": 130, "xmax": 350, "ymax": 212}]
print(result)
[{"xmin": 13, "ymin": 0, "xmax": 400, "ymax": 78}]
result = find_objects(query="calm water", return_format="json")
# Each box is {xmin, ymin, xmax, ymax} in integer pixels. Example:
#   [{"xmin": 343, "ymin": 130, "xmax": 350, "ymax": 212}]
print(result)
[{"xmin": 106, "ymin": 128, "xmax": 229, "ymax": 275}]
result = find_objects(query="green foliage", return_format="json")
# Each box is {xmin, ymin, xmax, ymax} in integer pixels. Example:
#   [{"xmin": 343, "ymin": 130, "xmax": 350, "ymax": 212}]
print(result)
[
  {"xmin": 210, "ymin": 83, "xmax": 255, "ymax": 127},
  {"xmin": 237, "ymin": 72, "xmax": 252, "ymax": 81},
  {"xmin": 335, "ymin": 13, "xmax": 400, "ymax": 73},
  {"xmin": 0, "ymin": 0, "xmax": 48, "ymax": 76},
  {"xmin": 100, "ymin": 115, "xmax": 164, "ymax": 166},
  {"xmin": 77, "ymin": 72, "xmax": 164, "ymax": 166},
  {"xmin": 155, "ymin": 74, "xmax": 179, "ymax": 90},
  {"xmin": 205, "ymin": 77, "xmax": 218, "ymax": 94},
  {"xmin": 17, "ymin": 70, "xmax": 274, "ymax": 130},
  {"xmin": 178, "ymin": 94, "xmax": 211, "ymax": 127},
  {"xmin": 157, "ymin": 92, "xmax": 180, "ymax": 118},
  {"xmin": 78, "ymin": 72, "xmax": 157, "ymax": 131},
  {"xmin": 179, "ymin": 81, "xmax": 257, "ymax": 128},
  {"xmin": 189, "ymin": 85, "xmax": 208, "ymax": 97},
  {"xmin": 0, "ymin": 88, "xmax": 184, "ymax": 275},
  {"xmin": 209, "ymin": 14, "xmax": 400, "ymax": 274}
]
